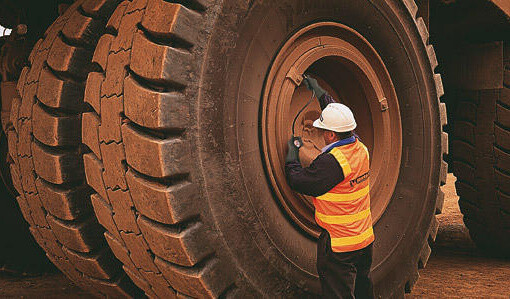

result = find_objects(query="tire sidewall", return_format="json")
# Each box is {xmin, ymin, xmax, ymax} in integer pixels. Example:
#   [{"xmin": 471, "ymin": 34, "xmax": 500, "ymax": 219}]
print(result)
[{"xmin": 196, "ymin": 0, "xmax": 441, "ymax": 296}]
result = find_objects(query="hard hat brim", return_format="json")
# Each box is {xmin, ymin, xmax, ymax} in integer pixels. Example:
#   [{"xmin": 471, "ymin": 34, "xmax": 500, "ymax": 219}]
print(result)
[{"xmin": 313, "ymin": 118, "xmax": 357, "ymax": 133}]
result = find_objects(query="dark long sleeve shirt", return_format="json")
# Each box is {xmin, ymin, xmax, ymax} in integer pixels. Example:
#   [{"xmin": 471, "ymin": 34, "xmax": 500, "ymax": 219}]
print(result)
[{"xmin": 285, "ymin": 93, "xmax": 348, "ymax": 197}]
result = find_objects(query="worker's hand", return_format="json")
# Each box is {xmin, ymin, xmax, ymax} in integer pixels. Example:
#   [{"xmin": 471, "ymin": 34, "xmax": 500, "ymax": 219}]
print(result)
[
  {"xmin": 286, "ymin": 136, "xmax": 302, "ymax": 163},
  {"xmin": 302, "ymin": 75, "xmax": 326, "ymax": 99},
  {"xmin": 303, "ymin": 75, "xmax": 319, "ymax": 91}
]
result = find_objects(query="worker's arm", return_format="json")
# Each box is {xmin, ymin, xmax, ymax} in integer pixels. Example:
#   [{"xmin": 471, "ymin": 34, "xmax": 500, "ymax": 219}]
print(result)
[
  {"xmin": 303, "ymin": 76, "xmax": 337, "ymax": 110},
  {"xmin": 285, "ymin": 153, "xmax": 345, "ymax": 197}
]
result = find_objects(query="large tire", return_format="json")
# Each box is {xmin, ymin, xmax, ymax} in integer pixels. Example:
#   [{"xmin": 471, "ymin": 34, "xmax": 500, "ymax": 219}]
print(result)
[
  {"xmin": 450, "ymin": 44, "xmax": 510, "ymax": 256},
  {"xmin": 78, "ymin": 0, "xmax": 447, "ymax": 297},
  {"xmin": 8, "ymin": 0, "xmax": 141, "ymax": 296}
]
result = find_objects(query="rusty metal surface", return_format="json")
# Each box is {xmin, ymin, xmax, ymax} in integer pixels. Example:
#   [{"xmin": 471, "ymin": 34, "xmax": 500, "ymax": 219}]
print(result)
[{"xmin": 261, "ymin": 22, "xmax": 402, "ymax": 237}]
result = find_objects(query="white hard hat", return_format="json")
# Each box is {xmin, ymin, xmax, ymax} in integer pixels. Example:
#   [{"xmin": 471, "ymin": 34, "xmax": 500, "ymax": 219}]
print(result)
[{"xmin": 313, "ymin": 103, "xmax": 357, "ymax": 133}]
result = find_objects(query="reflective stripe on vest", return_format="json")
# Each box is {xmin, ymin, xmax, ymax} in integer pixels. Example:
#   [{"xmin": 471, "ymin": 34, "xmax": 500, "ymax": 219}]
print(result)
[{"xmin": 314, "ymin": 139, "xmax": 373, "ymax": 252}]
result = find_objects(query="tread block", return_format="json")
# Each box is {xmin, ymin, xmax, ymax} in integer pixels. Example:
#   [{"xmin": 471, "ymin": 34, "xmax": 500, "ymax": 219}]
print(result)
[
  {"xmin": 82, "ymin": 112, "xmax": 102, "ymax": 159},
  {"xmin": 494, "ymin": 147, "xmax": 510, "ymax": 174},
  {"xmin": 28, "ymin": 39, "xmax": 42, "ymax": 66},
  {"xmin": 101, "ymin": 51, "xmax": 130, "ymax": 97},
  {"xmin": 104, "ymin": 231, "xmax": 138, "ymax": 270},
  {"xmin": 416, "ymin": 17, "xmax": 428, "ymax": 45},
  {"xmin": 26, "ymin": 49, "xmax": 48, "ymax": 84},
  {"xmin": 37, "ymin": 226, "xmax": 67, "ymax": 258},
  {"xmin": 17, "ymin": 67, "xmax": 29, "ymax": 95},
  {"xmin": 155, "ymin": 257, "xmax": 232, "ymax": 298},
  {"xmin": 496, "ymin": 102, "xmax": 510, "ymax": 129},
  {"xmin": 91, "ymin": 194, "xmax": 124, "ymax": 242},
  {"xmin": 139, "ymin": 270, "xmax": 177, "ymax": 298},
  {"xmin": 47, "ymin": 35, "xmax": 92, "ymax": 78},
  {"xmin": 32, "ymin": 141, "xmax": 84, "ymax": 185},
  {"xmin": 495, "ymin": 169, "xmax": 510, "ymax": 195},
  {"xmin": 36, "ymin": 178, "xmax": 91, "ymax": 221},
  {"xmin": 37, "ymin": 66, "xmax": 85, "ymax": 111},
  {"xmin": 19, "ymin": 84, "xmax": 37, "ymax": 119},
  {"xmin": 81, "ymin": 0, "xmax": 119, "ymax": 17},
  {"xmin": 402, "ymin": 0, "xmax": 418, "ymax": 17},
  {"xmin": 84, "ymin": 153, "xmax": 108, "ymax": 200},
  {"xmin": 454, "ymin": 100, "xmax": 477, "ymax": 122},
  {"xmin": 25, "ymin": 193, "xmax": 49, "ymax": 227},
  {"xmin": 18, "ymin": 156, "xmax": 37, "ymax": 193},
  {"xmin": 440, "ymin": 160, "xmax": 448, "ymax": 185},
  {"xmin": 138, "ymin": 216, "xmax": 213, "ymax": 266},
  {"xmin": 418, "ymin": 242, "xmax": 431, "ymax": 269},
  {"xmin": 439, "ymin": 102, "xmax": 447, "ymax": 127},
  {"xmin": 141, "ymin": 0, "xmax": 200, "ymax": 44},
  {"xmin": 456, "ymin": 181, "xmax": 479, "ymax": 209},
  {"xmin": 450, "ymin": 140, "xmax": 475, "ymax": 165},
  {"xmin": 10, "ymin": 163, "xmax": 22, "ymax": 195},
  {"xmin": 7, "ymin": 129, "xmax": 19, "ymax": 167},
  {"xmin": 9, "ymin": 96, "xmax": 20, "ymax": 132},
  {"xmin": 100, "ymin": 142, "xmax": 128, "ymax": 189},
  {"xmin": 497, "ymin": 190, "xmax": 510, "ymax": 215},
  {"xmin": 452, "ymin": 161, "xmax": 475, "ymax": 185},
  {"xmin": 93, "ymin": 34, "xmax": 114, "ymax": 71},
  {"xmin": 98, "ymin": 95, "xmax": 123, "ymax": 143},
  {"xmin": 107, "ymin": 189, "xmax": 140, "ymax": 233},
  {"xmin": 426, "ymin": 45, "xmax": 438, "ymax": 71},
  {"xmin": 46, "ymin": 214, "xmax": 103, "ymax": 253},
  {"xmin": 435, "ymin": 189, "xmax": 444, "ymax": 215},
  {"xmin": 428, "ymin": 216, "xmax": 439, "ymax": 242},
  {"xmin": 501, "ymin": 87, "xmax": 510, "ymax": 107},
  {"xmin": 109, "ymin": 7, "xmax": 144, "ymax": 53},
  {"xmin": 495, "ymin": 124, "xmax": 510, "ymax": 151},
  {"xmin": 126, "ymin": 170, "xmax": 198, "ymax": 225},
  {"xmin": 17, "ymin": 119, "xmax": 33, "ymax": 157},
  {"xmin": 124, "ymin": 75, "xmax": 188, "ymax": 130},
  {"xmin": 85, "ymin": 72, "xmax": 104, "ymax": 114},
  {"xmin": 32, "ymin": 103, "xmax": 82, "ymax": 146},
  {"xmin": 122, "ymin": 124, "xmax": 190, "ymax": 178},
  {"xmin": 90, "ymin": 273, "xmax": 142, "ymax": 298},
  {"xmin": 120, "ymin": 232, "xmax": 159, "ymax": 272},
  {"xmin": 434, "ymin": 74, "xmax": 444, "ymax": 98},
  {"xmin": 123, "ymin": 266, "xmax": 154, "ymax": 297},
  {"xmin": 106, "ymin": 1, "xmax": 129, "ymax": 31},
  {"xmin": 441, "ymin": 132, "xmax": 448, "ymax": 156},
  {"xmin": 46, "ymin": 254, "xmax": 86, "ymax": 286},
  {"xmin": 62, "ymin": 246, "xmax": 120, "ymax": 280},
  {"xmin": 62, "ymin": 10, "xmax": 105, "ymax": 46},
  {"xmin": 131, "ymin": 31, "xmax": 193, "ymax": 86}
]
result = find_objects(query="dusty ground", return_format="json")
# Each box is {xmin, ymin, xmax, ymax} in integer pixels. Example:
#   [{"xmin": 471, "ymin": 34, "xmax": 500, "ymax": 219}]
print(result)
[{"xmin": 1, "ymin": 175, "xmax": 509, "ymax": 298}]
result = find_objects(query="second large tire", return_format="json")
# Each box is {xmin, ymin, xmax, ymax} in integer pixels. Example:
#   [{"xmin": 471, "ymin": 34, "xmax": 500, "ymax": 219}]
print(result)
[
  {"xmin": 80, "ymin": 0, "xmax": 447, "ymax": 297},
  {"xmin": 450, "ymin": 44, "xmax": 510, "ymax": 256}
]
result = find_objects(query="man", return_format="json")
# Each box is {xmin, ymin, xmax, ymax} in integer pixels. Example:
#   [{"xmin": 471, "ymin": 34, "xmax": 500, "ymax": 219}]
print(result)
[{"xmin": 285, "ymin": 76, "xmax": 374, "ymax": 299}]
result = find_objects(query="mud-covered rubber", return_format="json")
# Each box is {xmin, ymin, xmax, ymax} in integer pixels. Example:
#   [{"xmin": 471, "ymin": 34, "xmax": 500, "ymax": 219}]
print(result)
[
  {"xmin": 450, "ymin": 44, "xmax": 510, "ymax": 256},
  {"xmin": 76, "ymin": 0, "xmax": 448, "ymax": 297},
  {"xmin": 8, "ymin": 0, "xmax": 141, "ymax": 296}
]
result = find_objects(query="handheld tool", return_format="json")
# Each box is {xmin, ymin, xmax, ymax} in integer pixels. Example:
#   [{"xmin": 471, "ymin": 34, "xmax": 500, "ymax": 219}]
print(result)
[{"xmin": 291, "ymin": 74, "xmax": 315, "ymax": 148}]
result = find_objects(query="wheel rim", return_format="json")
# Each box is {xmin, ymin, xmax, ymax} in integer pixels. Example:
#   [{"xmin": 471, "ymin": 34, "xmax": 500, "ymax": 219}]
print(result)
[{"xmin": 261, "ymin": 22, "xmax": 403, "ymax": 237}]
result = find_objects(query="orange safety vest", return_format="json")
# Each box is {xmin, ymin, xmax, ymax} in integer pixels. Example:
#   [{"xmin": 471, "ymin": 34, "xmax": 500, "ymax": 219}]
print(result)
[{"xmin": 313, "ymin": 139, "xmax": 374, "ymax": 252}]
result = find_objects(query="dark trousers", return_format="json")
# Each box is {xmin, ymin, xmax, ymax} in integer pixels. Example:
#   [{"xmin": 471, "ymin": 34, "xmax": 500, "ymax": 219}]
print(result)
[{"xmin": 317, "ymin": 230, "xmax": 374, "ymax": 299}]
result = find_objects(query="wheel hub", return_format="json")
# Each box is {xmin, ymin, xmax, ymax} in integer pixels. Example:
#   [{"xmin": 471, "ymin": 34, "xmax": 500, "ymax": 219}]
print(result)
[{"xmin": 261, "ymin": 22, "xmax": 402, "ymax": 237}]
